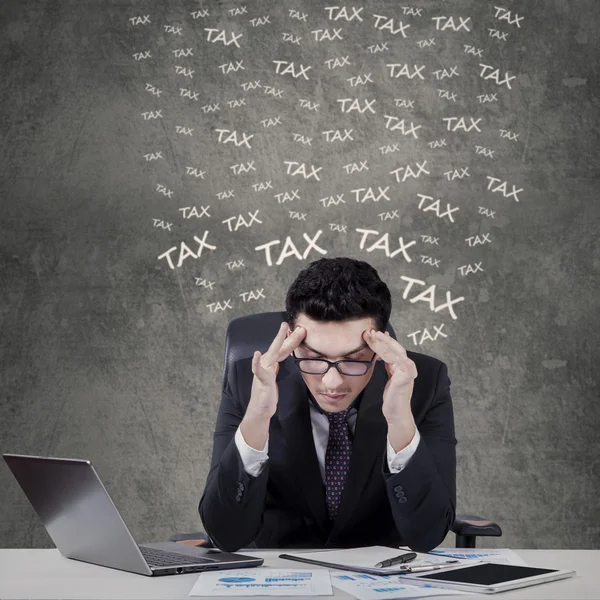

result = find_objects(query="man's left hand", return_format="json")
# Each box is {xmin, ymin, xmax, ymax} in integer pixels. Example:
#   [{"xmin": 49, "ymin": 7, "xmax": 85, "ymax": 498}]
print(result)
[{"xmin": 363, "ymin": 329, "xmax": 418, "ymax": 425}]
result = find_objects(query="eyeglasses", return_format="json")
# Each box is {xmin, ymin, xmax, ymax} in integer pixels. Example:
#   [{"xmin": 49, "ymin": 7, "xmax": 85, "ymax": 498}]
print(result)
[{"xmin": 292, "ymin": 351, "xmax": 377, "ymax": 376}]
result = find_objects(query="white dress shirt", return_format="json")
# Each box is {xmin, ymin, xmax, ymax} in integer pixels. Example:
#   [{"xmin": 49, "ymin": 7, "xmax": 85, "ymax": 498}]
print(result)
[{"xmin": 234, "ymin": 397, "xmax": 420, "ymax": 478}]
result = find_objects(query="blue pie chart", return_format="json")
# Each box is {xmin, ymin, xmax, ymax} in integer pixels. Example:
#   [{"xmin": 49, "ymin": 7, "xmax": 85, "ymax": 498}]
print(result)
[{"xmin": 219, "ymin": 576, "xmax": 256, "ymax": 583}]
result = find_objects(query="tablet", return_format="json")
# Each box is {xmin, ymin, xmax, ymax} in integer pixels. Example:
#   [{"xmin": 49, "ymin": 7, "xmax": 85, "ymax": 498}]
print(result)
[{"xmin": 402, "ymin": 562, "xmax": 576, "ymax": 594}]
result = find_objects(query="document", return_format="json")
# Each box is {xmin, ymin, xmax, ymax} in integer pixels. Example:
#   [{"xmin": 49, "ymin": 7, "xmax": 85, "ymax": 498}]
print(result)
[
  {"xmin": 330, "ymin": 571, "xmax": 472, "ymax": 599},
  {"xmin": 428, "ymin": 548, "xmax": 528, "ymax": 566},
  {"xmin": 189, "ymin": 568, "xmax": 333, "ymax": 596},
  {"xmin": 280, "ymin": 546, "xmax": 462, "ymax": 575}
]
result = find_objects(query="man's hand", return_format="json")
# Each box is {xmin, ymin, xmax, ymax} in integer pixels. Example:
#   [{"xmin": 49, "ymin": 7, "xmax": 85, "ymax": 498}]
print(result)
[
  {"xmin": 240, "ymin": 323, "xmax": 306, "ymax": 449},
  {"xmin": 363, "ymin": 329, "xmax": 417, "ymax": 450}
]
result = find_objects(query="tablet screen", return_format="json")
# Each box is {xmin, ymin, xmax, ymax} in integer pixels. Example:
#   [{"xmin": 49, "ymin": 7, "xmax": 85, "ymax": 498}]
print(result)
[{"xmin": 419, "ymin": 563, "xmax": 557, "ymax": 585}]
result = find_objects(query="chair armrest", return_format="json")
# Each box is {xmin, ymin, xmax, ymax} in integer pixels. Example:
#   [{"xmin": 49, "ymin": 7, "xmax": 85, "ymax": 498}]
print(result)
[
  {"xmin": 451, "ymin": 513, "xmax": 502, "ymax": 547},
  {"xmin": 169, "ymin": 531, "xmax": 215, "ymax": 548},
  {"xmin": 452, "ymin": 513, "xmax": 502, "ymax": 538}
]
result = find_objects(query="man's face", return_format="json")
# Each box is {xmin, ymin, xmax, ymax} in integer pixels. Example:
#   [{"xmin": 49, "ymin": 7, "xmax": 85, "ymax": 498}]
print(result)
[{"xmin": 291, "ymin": 313, "xmax": 378, "ymax": 413}]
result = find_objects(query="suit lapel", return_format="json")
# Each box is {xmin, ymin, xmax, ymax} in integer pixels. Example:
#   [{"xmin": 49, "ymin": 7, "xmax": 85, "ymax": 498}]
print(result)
[
  {"xmin": 276, "ymin": 361, "xmax": 329, "ymax": 534},
  {"xmin": 328, "ymin": 361, "xmax": 389, "ymax": 539}
]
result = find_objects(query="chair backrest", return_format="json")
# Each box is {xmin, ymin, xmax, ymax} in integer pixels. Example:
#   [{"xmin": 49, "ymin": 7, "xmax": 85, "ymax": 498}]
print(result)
[{"xmin": 221, "ymin": 311, "xmax": 396, "ymax": 391}]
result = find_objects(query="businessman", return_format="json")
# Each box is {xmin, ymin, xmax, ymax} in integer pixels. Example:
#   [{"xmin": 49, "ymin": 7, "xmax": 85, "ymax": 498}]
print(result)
[{"xmin": 199, "ymin": 257, "xmax": 456, "ymax": 551}]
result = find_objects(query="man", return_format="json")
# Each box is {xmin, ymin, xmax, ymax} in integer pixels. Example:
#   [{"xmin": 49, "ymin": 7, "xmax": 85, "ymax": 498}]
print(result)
[{"xmin": 199, "ymin": 257, "xmax": 456, "ymax": 551}]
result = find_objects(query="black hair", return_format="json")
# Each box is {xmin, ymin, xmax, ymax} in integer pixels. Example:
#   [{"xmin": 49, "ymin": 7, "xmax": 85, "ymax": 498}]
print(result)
[{"xmin": 285, "ymin": 257, "xmax": 391, "ymax": 331}]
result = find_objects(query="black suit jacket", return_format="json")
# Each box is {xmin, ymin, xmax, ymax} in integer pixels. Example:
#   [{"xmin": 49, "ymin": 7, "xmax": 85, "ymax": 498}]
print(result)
[{"xmin": 199, "ymin": 351, "xmax": 457, "ymax": 552}]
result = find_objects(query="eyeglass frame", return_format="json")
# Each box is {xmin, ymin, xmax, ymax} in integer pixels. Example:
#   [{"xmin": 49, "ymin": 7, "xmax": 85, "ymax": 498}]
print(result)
[{"xmin": 291, "ymin": 350, "xmax": 377, "ymax": 376}]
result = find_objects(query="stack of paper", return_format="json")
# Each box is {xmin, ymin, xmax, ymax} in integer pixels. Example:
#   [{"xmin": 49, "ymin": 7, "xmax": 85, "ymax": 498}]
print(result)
[
  {"xmin": 330, "ymin": 572, "xmax": 472, "ymax": 599},
  {"xmin": 280, "ymin": 546, "xmax": 464, "ymax": 575},
  {"xmin": 329, "ymin": 548, "xmax": 530, "ymax": 599},
  {"xmin": 189, "ymin": 549, "xmax": 529, "ymax": 598},
  {"xmin": 189, "ymin": 569, "xmax": 333, "ymax": 596},
  {"xmin": 427, "ymin": 548, "xmax": 528, "ymax": 566}
]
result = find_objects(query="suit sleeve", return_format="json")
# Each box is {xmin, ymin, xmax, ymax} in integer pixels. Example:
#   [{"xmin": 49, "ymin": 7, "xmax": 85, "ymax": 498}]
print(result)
[
  {"xmin": 198, "ymin": 361, "xmax": 270, "ymax": 552},
  {"xmin": 383, "ymin": 361, "xmax": 457, "ymax": 552}
]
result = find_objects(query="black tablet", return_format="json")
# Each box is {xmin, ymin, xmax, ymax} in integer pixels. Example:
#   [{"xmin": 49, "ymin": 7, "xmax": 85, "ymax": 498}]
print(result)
[{"xmin": 403, "ymin": 562, "xmax": 575, "ymax": 594}]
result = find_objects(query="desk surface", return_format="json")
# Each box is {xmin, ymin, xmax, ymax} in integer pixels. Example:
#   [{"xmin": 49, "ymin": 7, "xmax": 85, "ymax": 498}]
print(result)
[{"xmin": 0, "ymin": 549, "xmax": 597, "ymax": 600}]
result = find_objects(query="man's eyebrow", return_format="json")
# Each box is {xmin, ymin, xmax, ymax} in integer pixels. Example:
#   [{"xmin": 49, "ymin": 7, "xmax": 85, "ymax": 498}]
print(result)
[{"xmin": 299, "ymin": 342, "xmax": 368, "ymax": 358}]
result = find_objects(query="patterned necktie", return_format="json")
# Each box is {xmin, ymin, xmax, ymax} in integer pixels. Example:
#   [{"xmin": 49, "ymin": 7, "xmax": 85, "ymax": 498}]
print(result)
[{"xmin": 325, "ymin": 408, "xmax": 353, "ymax": 521}]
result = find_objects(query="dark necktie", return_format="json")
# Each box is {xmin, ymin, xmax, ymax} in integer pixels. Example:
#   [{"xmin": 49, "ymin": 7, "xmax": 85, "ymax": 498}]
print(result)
[{"xmin": 325, "ymin": 408, "xmax": 353, "ymax": 520}]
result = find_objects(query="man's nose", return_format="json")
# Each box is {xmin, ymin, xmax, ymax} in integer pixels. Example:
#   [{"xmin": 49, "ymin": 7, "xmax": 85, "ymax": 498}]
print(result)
[{"xmin": 322, "ymin": 365, "xmax": 344, "ymax": 388}]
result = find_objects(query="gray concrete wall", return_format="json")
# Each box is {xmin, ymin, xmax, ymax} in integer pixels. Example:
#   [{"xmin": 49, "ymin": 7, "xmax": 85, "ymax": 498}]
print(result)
[{"xmin": 1, "ymin": 0, "xmax": 599, "ymax": 549}]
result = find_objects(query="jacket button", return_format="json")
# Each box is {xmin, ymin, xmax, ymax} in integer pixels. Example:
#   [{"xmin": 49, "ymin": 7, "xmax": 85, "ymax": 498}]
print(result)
[
  {"xmin": 398, "ymin": 496, "xmax": 407, "ymax": 504},
  {"xmin": 395, "ymin": 490, "xmax": 405, "ymax": 498},
  {"xmin": 238, "ymin": 483, "xmax": 245, "ymax": 492},
  {"xmin": 393, "ymin": 485, "xmax": 403, "ymax": 493}
]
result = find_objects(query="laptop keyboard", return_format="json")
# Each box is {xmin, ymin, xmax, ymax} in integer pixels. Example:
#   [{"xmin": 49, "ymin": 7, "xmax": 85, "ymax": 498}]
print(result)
[{"xmin": 140, "ymin": 546, "xmax": 213, "ymax": 567}]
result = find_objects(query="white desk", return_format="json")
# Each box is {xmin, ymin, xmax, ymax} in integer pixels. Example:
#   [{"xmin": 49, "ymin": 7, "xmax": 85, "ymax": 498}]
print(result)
[{"xmin": 0, "ymin": 549, "xmax": 597, "ymax": 600}]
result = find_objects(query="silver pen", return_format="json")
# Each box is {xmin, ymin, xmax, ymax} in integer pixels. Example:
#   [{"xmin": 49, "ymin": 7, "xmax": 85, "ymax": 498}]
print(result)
[{"xmin": 404, "ymin": 564, "xmax": 456, "ymax": 573}]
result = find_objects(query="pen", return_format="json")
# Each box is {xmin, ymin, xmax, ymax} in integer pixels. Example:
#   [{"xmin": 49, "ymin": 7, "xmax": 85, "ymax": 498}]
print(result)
[
  {"xmin": 404, "ymin": 564, "xmax": 456, "ymax": 573},
  {"xmin": 374, "ymin": 552, "xmax": 417, "ymax": 568}
]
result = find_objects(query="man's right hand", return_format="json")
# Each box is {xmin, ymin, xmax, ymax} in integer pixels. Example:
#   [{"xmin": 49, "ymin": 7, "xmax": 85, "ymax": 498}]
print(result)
[{"xmin": 240, "ymin": 323, "xmax": 306, "ymax": 449}]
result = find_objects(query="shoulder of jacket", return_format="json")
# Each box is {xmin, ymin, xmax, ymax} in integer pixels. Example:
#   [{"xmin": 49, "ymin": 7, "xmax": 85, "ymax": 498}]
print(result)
[{"xmin": 407, "ymin": 350, "xmax": 446, "ymax": 372}]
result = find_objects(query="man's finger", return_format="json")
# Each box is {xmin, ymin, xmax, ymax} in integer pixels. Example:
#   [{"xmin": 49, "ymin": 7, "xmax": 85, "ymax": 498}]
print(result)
[
  {"xmin": 252, "ymin": 350, "xmax": 265, "ymax": 378},
  {"xmin": 253, "ymin": 350, "xmax": 279, "ymax": 384},
  {"xmin": 363, "ymin": 329, "xmax": 408, "ymax": 362},
  {"xmin": 279, "ymin": 325, "xmax": 307, "ymax": 360},
  {"xmin": 262, "ymin": 323, "xmax": 289, "ymax": 367},
  {"xmin": 253, "ymin": 350, "xmax": 272, "ymax": 381},
  {"xmin": 372, "ymin": 330, "xmax": 407, "ymax": 355}
]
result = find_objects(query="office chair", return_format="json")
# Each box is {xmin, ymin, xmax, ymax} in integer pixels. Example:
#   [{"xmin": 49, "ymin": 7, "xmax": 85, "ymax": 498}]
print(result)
[{"xmin": 171, "ymin": 312, "xmax": 502, "ymax": 549}]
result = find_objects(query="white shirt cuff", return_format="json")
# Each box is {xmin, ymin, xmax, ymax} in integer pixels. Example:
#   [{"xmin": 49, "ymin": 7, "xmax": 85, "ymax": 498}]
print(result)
[
  {"xmin": 387, "ymin": 429, "xmax": 420, "ymax": 473},
  {"xmin": 234, "ymin": 426, "xmax": 269, "ymax": 477}
]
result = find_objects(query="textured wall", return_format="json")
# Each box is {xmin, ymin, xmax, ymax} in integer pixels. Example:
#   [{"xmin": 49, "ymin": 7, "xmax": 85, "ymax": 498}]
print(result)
[{"xmin": 1, "ymin": 0, "xmax": 599, "ymax": 549}]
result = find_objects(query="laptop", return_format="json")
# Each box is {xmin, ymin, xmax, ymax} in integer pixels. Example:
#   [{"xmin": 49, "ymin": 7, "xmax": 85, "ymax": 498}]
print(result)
[{"xmin": 3, "ymin": 454, "xmax": 264, "ymax": 576}]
